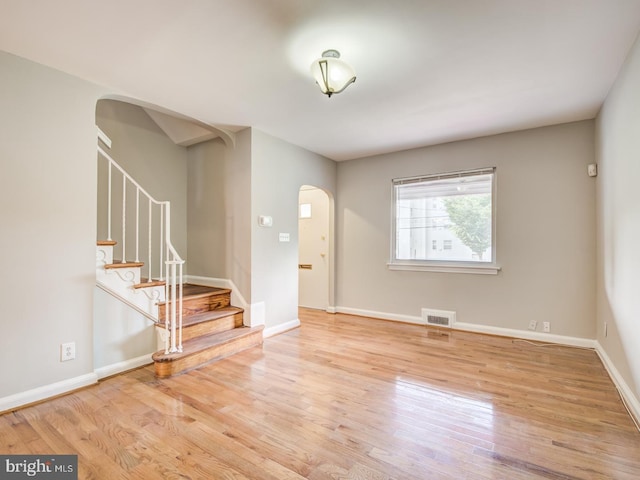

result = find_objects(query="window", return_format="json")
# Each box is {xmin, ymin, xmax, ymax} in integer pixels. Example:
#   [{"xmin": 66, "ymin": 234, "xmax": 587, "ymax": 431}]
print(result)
[
  {"xmin": 390, "ymin": 167, "xmax": 499, "ymax": 274},
  {"xmin": 299, "ymin": 203, "xmax": 312, "ymax": 219}
]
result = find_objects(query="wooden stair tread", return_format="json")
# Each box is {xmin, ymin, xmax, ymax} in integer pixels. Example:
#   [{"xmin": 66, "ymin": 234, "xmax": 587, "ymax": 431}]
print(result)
[
  {"xmin": 97, "ymin": 240, "xmax": 117, "ymax": 246},
  {"xmin": 133, "ymin": 279, "xmax": 166, "ymax": 289},
  {"xmin": 157, "ymin": 284, "xmax": 231, "ymax": 305},
  {"xmin": 158, "ymin": 306, "xmax": 243, "ymax": 328},
  {"xmin": 182, "ymin": 284, "xmax": 230, "ymax": 297},
  {"xmin": 152, "ymin": 325, "xmax": 264, "ymax": 363},
  {"xmin": 104, "ymin": 260, "xmax": 144, "ymax": 269}
]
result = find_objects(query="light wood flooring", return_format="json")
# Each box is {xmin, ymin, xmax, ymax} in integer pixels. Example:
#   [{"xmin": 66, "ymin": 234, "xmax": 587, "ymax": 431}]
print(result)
[{"xmin": 2, "ymin": 308, "xmax": 639, "ymax": 479}]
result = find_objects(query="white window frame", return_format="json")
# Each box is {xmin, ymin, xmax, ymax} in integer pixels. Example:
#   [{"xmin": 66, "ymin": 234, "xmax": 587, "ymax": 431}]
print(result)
[{"xmin": 389, "ymin": 167, "xmax": 500, "ymax": 275}]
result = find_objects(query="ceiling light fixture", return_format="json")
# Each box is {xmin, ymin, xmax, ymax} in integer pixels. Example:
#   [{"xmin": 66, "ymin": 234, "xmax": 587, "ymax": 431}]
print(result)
[{"xmin": 310, "ymin": 49, "xmax": 356, "ymax": 98}]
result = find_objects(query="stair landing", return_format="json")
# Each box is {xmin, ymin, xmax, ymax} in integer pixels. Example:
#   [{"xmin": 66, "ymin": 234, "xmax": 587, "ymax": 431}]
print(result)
[
  {"xmin": 152, "ymin": 284, "xmax": 263, "ymax": 378},
  {"xmin": 153, "ymin": 325, "xmax": 264, "ymax": 378}
]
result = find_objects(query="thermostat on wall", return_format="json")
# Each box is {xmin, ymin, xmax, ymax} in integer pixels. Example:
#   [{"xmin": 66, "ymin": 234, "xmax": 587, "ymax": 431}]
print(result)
[{"xmin": 258, "ymin": 215, "xmax": 273, "ymax": 227}]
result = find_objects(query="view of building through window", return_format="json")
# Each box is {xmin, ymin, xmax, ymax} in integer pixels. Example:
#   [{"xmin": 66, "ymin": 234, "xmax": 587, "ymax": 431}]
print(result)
[{"xmin": 393, "ymin": 169, "xmax": 495, "ymax": 263}]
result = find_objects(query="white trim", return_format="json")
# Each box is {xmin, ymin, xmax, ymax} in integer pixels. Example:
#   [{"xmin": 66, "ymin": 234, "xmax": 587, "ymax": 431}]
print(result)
[
  {"xmin": 264, "ymin": 319, "xmax": 301, "ymax": 338},
  {"xmin": 249, "ymin": 301, "xmax": 266, "ymax": 327},
  {"xmin": 393, "ymin": 166, "xmax": 496, "ymax": 185},
  {"xmin": 335, "ymin": 306, "xmax": 596, "ymax": 348},
  {"xmin": 97, "ymin": 126, "xmax": 112, "ymax": 148},
  {"xmin": 95, "ymin": 282, "xmax": 159, "ymax": 324},
  {"xmin": 453, "ymin": 322, "xmax": 597, "ymax": 349},
  {"xmin": 595, "ymin": 343, "xmax": 640, "ymax": 427},
  {"xmin": 326, "ymin": 306, "xmax": 336, "ymax": 314},
  {"xmin": 0, "ymin": 373, "xmax": 98, "ymax": 413},
  {"xmin": 388, "ymin": 262, "xmax": 501, "ymax": 275},
  {"xmin": 94, "ymin": 354, "xmax": 153, "ymax": 380},
  {"xmin": 391, "ymin": 167, "xmax": 498, "ymax": 273},
  {"xmin": 336, "ymin": 307, "xmax": 425, "ymax": 325}
]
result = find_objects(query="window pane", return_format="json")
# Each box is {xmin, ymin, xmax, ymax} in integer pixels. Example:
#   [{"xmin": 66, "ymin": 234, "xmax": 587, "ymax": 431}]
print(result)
[
  {"xmin": 299, "ymin": 203, "xmax": 312, "ymax": 219},
  {"xmin": 394, "ymin": 171, "xmax": 494, "ymax": 263}
]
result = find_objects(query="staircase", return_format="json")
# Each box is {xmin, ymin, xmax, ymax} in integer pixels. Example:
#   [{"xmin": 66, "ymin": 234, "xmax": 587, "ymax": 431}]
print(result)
[
  {"xmin": 152, "ymin": 284, "xmax": 263, "ymax": 378},
  {"xmin": 97, "ymin": 244, "xmax": 264, "ymax": 378},
  {"xmin": 96, "ymin": 127, "xmax": 263, "ymax": 379}
]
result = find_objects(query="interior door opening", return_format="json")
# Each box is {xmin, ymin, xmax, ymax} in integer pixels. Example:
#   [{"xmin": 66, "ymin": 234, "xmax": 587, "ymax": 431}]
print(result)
[{"xmin": 298, "ymin": 185, "xmax": 330, "ymax": 310}]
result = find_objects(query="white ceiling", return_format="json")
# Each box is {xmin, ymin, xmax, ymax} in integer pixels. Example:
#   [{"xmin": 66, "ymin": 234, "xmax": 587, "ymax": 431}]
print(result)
[{"xmin": 2, "ymin": 0, "xmax": 640, "ymax": 161}]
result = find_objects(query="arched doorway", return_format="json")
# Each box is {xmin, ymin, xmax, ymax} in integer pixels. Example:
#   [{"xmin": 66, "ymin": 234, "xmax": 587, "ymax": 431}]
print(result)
[{"xmin": 298, "ymin": 185, "xmax": 330, "ymax": 310}]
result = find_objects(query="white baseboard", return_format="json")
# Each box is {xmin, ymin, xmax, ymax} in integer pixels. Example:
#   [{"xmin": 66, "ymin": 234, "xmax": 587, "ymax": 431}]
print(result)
[
  {"xmin": 453, "ymin": 322, "xmax": 597, "ymax": 349},
  {"xmin": 335, "ymin": 306, "xmax": 597, "ymax": 349},
  {"xmin": 0, "ymin": 373, "xmax": 98, "ymax": 413},
  {"xmin": 326, "ymin": 306, "xmax": 337, "ymax": 314},
  {"xmin": 336, "ymin": 306, "xmax": 424, "ymax": 325},
  {"xmin": 249, "ymin": 301, "xmax": 266, "ymax": 327},
  {"xmin": 94, "ymin": 354, "xmax": 153, "ymax": 380},
  {"xmin": 264, "ymin": 319, "xmax": 300, "ymax": 338},
  {"xmin": 595, "ymin": 343, "xmax": 640, "ymax": 427}
]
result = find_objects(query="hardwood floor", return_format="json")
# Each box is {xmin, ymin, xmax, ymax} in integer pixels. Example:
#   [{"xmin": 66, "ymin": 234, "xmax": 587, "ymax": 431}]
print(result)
[{"xmin": 2, "ymin": 308, "xmax": 639, "ymax": 479}]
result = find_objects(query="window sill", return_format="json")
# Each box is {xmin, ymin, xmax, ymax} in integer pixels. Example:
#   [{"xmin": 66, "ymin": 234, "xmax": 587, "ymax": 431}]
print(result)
[{"xmin": 387, "ymin": 262, "xmax": 501, "ymax": 275}]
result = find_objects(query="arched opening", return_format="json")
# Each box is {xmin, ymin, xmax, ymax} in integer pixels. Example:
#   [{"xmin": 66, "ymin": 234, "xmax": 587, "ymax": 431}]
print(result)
[{"xmin": 298, "ymin": 185, "xmax": 331, "ymax": 310}]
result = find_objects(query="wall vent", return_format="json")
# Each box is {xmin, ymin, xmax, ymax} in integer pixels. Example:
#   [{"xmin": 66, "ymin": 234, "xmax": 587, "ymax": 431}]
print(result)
[{"xmin": 422, "ymin": 308, "xmax": 456, "ymax": 328}]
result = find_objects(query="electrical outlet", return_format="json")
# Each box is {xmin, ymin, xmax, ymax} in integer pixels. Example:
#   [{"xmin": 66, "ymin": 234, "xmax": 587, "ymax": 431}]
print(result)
[
  {"xmin": 528, "ymin": 320, "xmax": 537, "ymax": 331},
  {"xmin": 61, "ymin": 342, "xmax": 76, "ymax": 362},
  {"xmin": 543, "ymin": 322, "xmax": 550, "ymax": 333}
]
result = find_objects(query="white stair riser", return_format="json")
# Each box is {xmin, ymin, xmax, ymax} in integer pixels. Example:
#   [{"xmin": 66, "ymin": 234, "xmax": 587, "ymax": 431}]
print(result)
[
  {"xmin": 96, "ymin": 247, "xmax": 165, "ymax": 319},
  {"xmin": 96, "ymin": 245, "xmax": 114, "ymax": 267}
]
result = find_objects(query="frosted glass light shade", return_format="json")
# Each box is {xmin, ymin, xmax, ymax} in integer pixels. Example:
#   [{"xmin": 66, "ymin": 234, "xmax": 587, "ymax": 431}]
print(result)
[{"xmin": 310, "ymin": 50, "xmax": 356, "ymax": 97}]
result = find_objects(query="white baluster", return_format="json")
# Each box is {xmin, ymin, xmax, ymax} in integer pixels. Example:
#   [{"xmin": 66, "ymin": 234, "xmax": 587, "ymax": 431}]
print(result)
[
  {"xmin": 98, "ymin": 141, "xmax": 185, "ymax": 350},
  {"xmin": 159, "ymin": 204, "xmax": 165, "ymax": 281},
  {"xmin": 107, "ymin": 162, "xmax": 112, "ymax": 241},
  {"xmin": 122, "ymin": 175, "xmax": 126, "ymax": 261},
  {"xmin": 135, "ymin": 188, "xmax": 140, "ymax": 263},
  {"xmin": 148, "ymin": 200, "xmax": 152, "ymax": 281}
]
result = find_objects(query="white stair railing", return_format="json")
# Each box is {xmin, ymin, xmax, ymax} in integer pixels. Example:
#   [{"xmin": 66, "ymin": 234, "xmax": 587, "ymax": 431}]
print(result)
[{"xmin": 97, "ymin": 131, "xmax": 184, "ymax": 354}]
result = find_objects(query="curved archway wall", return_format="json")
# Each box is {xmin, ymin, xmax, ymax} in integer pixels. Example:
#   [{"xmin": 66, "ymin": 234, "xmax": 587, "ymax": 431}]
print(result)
[{"xmin": 95, "ymin": 99, "xmax": 189, "ymax": 269}]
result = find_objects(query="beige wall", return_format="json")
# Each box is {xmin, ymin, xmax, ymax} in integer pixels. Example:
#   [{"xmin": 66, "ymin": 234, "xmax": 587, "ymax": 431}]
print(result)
[
  {"xmin": 224, "ymin": 128, "xmax": 253, "ymax": 298},
  {"xmin": 337, "ymin": 121, "xmax": 596, "ymax": 338},
  {"xmin": 596, "ymin": 32, "xmax": 640, "ymax": 399},
  {"xmin": 251, "ymin": 129, "xmax": 336, "ymax": 329},
  {"xmin": 0, "ymin": 51, "xmax": 107, "ymax": 398},
  {"xmin": 186, "ymin": 129, "xmax": 253, "ymax": 302},
  {"xmin": 187, "ymin": 138, "xmax": 228, "ymax": 277}
]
